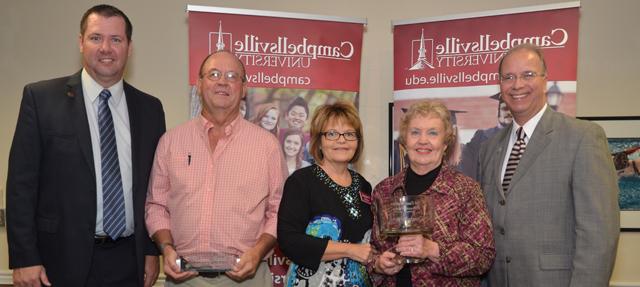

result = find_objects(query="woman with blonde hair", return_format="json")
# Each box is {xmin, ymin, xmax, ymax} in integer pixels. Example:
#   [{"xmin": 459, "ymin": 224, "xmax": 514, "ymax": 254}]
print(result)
[
  {"xmin": 252, "ymin": 102, "xmax": 280, "ymax": 136},
  {"xmin": 369, "ymin": 100, "xmax": 494, "ymax": 286}
]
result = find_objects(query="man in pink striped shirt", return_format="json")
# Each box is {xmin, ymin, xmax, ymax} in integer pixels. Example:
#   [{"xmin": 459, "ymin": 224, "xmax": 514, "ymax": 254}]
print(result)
[{"xmin": 145, "ymin": 51, "xmax": 287, "ymax": 286}]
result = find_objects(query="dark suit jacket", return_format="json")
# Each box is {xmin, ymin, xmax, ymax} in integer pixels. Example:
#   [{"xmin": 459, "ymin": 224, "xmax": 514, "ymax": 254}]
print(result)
[
  {"xmin": 7, "ymin": 71, "xmax": 166, "ymax": 286},
  {"xmin": 459, "ymin": 125, "xmax": 503, "ymax": 180},
  {"xmin": 478, "ymin": 107, "xmax": 619, "ymax": 287}
]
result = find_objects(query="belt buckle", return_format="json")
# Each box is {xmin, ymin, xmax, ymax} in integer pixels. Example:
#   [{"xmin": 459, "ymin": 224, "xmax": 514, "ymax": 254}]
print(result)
[
  {"xmin": 94, "ymin": 235, "xmax": 112, "ymax": 244},
  {"xmin": 199, "ymin": 271, "xmax": 224, "ymax": 278}
]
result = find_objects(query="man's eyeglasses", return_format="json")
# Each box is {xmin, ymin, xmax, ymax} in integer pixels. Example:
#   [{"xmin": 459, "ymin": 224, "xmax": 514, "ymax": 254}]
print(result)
[
  {"xmin": 204, "ymin": 69, "xmax": 245, "ymax": 83},
  {"xmin": 499, "ymin": 71, "xmax": 545, "ymax": 84},
  {"xmin": 322, "ymin": 130, "xmax": 359, "ymax": 141}
]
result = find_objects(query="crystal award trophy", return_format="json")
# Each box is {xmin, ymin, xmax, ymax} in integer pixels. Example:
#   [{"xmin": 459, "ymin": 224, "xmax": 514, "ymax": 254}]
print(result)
[
  {"xmin": 375, "ymin": 193, "xmax": 434, "ymax": 263},
  {"xmin": 176, "ymin": 253, "xmax": 239, "ymax": 273}
]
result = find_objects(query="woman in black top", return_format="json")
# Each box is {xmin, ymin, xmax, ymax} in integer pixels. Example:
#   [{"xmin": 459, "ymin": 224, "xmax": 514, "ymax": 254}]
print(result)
[{"xmin": 277, "ymin": 101, "xmax": 373, "ymax": 287}]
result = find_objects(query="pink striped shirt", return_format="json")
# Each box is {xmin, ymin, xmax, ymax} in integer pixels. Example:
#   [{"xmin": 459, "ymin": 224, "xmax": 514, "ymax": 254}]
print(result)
[{"xmin": 145, "ymin": 115, "xmax": 287, "ymax": 260}]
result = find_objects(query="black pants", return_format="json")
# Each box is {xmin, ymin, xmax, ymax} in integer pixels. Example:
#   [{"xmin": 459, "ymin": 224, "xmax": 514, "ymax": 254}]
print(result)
[{"xmin": 85, "ymin": 236, "xmax": 138, "ymax": 287}]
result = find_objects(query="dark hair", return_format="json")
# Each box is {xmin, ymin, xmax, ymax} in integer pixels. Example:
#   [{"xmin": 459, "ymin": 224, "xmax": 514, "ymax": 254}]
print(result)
[
  {"xmin": 498, "ymin": 44, "xmax": 547, "ymax": 76},
  {"xmin": 81, "ymin": 4, "xmax": 132, "ymax": 42},
  {"xmin": 281, "ymin": 129, "xmax": 306, "ymax": 169},
  {"xmin": 198, "ymin": 50, "xmax": 247, "ymax": 83},
  {"xmin": 309, "ymin": 101, "xmax": 364, "ymax": 163},
  {"xmin": 286, "ymin": 96, "xmax": 309, "ymax": 116}
]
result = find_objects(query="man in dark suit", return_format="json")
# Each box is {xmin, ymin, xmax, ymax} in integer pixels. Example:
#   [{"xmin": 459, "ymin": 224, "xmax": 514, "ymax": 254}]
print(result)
[
  {"xmin": 459, "ymin": 93, "xmax": 512, "ymax": 180},
  {"xmin": 7, "ymin": 4, "xmax": 165, "ymax": 287},
  {"xmin": 478, "ymin": 44, "xmax": 619, "ymax": 286}
]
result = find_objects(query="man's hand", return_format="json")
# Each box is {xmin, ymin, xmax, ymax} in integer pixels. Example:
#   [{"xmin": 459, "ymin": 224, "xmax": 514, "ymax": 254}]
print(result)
[
  {"xmin": 13, "ymin": 265, "xmax": 51, "ymax": 287},
  {"xmin": 144, "ymin": 255, "xmax": 160, "ymax": 287},
  {"xmin": 161, "ymin": 245, "xmax": 197, "ymax": 283},
  {"xmin": 226, "ymin": 247, "xmax": 261, "ymax": 282},
  {"xmin": 226, "ymin": 233, "xmax": 275, "ymax": 282}
]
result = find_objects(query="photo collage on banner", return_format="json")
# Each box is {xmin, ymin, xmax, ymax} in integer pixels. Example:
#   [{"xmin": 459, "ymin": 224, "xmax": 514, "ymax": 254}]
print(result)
[
  {"xmin": 391, "ymin": 3, "xmax": 580, "ymax": 179},
  {"xmin": 187, "ymin": 6, "xmax": 364, "ymax": 286}
]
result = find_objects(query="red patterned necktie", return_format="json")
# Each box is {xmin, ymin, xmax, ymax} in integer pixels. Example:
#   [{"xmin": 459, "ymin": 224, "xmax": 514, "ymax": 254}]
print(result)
[{"xmin": 502, "ymin": 127, "xmax": 526, "ymax": 193}]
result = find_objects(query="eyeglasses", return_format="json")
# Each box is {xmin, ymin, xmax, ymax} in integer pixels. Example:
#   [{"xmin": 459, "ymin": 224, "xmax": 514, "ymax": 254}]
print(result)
[
  {"xmin": 499, "ymin": 71, "xmax": 545, "ymax": 84},
  {"xmin": 204, "ymin": 69, "xmax": 245, "ymax": 83},
  {"xmin": 322, "ymin": 130, "xmax": 359, "ymax": 141}
]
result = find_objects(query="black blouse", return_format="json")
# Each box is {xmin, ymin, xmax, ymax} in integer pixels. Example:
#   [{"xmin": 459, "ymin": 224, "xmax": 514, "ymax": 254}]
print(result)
[
  {"xmin": 397, "ymin": 164, "xmax": 442, "ymax": 286},
  {"xmin": 277, "ymin": 165, "xmax": 373, "ymax": 270}
]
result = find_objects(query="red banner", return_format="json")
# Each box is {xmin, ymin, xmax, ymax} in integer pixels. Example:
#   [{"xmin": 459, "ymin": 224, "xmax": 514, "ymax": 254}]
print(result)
[
  {"xmin": 188, "ymin": 6, "xmax": 365, "ymax": 286},
  {"xmin": 391, "ymin": 3, "xmax": 580, "ymax": 176},
  {"xmin": 188, "ymin": 8, "xmax": 363, "ymax": 91}
]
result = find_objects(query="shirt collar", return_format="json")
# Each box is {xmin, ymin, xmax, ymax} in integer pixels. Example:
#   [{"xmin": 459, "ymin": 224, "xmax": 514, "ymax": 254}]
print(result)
[
  {"xmin": 511, "ymin": 103, "xmax": 547, "ymax": 142},
  {"xmin": 81, "ymin": 68, "xmax": 124, "ymax": 105},
  {"xmin": 394, "ymin": 164, "xmax": 456, "ymax": 195},
  {"xmin": 429, "ymin": 165, "xmax": 458, "ymax": 195},
  {"xmin": 197, "ymin": 113, "xmax": 243, "ymax": 137}
]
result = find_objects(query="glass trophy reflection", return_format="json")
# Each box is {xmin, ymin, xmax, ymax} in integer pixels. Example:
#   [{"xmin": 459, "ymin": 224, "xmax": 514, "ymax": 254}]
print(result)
[
  {"xmin": 375, "ymin": 187, "xmax": 434, "ymax": 263},
  {"xmin": 176, "ymin": 253, "xmax": 239, "ymax": 273}
]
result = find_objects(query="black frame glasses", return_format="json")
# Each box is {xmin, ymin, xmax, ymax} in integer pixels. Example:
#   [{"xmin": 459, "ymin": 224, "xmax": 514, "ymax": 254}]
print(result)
[{"xmin": 321, "ymin": 130, "xmax": 359, "ymax": 141}]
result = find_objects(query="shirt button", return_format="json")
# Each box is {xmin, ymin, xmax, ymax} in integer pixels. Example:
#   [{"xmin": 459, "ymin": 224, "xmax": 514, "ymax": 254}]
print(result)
[
  {"xmin": 506, "ymin": 256, "xmax": 512, "ymax": 263},
  {"xmin": 499, "ymin": 227, "xmax": 505, "ymax": 235},
  {"xmin": 499, "ymin": 199, "xmax": 506, "ymax": 205}
]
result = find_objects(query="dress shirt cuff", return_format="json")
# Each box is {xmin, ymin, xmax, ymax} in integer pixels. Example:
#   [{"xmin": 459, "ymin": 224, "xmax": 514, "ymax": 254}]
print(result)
[
  {"xmin": 144, "ymin": 208, "xmax": 171, "ymax": 237},
  {"xmin": 259, "ymin": 218, "xmax": 277, "ymax": 240}
]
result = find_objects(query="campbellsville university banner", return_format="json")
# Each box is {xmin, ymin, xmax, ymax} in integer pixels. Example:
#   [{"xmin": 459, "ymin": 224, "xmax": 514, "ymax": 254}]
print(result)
[
  {"xmin": 187, "ymin": 5, "xmax": 365, "ymax": 286},
  {"xmin": 391, "ymin": 2, "xmax": 580, "ymax": 177}
]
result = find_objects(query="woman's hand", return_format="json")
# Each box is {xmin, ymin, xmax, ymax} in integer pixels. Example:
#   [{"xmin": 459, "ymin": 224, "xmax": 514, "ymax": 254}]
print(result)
[
  {"xmin": 348, "ymin": 243, "xmax": 373, "ymax": 264},
  {"xmin": 374, "ymin": 250, "xmax": 404, "ymax": 275},
  {"xmin": 396, "ymin": 234, "xmax": 440, "ymax": 262}
]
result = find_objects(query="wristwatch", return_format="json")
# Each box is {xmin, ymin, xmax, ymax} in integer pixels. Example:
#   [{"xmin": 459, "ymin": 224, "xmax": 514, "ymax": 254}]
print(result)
[{"xmin": 158, "ymin": 242, "xmax": 175, "ymax": 252}]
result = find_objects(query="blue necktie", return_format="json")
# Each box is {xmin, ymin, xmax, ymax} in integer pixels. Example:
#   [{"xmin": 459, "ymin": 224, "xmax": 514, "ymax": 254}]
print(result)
[{"xmin": 99, "ymin": 89, "xmax": 126, "ymax": 240}]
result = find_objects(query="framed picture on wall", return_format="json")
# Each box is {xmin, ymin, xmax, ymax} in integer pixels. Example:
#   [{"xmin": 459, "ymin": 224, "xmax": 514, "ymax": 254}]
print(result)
[
  {"xmin": 578, "ymin": 116, "xmax": 640, "ymax": 231},
  {"xmin": 389, "ymin": 102, "xmax": 394, "ymax": 176}
]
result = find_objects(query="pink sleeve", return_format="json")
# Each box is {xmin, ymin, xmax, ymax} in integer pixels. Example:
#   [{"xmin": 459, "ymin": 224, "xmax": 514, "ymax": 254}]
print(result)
[
  {"xmin": 144, "ymin": 135, "xmax": 172, "ymax": 237},
  {"xmin": 259, "ymin": 139, "xmax": 288, "ymax": 239}
]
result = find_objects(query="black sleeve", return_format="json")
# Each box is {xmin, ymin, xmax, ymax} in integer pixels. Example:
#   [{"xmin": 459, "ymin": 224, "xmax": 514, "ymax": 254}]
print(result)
[
  {"xmin": 7, "ymin": 84, "xmax": 43, "ymax": 268},
  {"xmin": 361, "ymin": 176, "xmax": 373, "ymax": 197},
  {"xmin": 459, "ymin": 130, "xmax": 482, "ymax": 181},
  {"xmin": 277, "ymin": 171, "xmax": 329, "ymax": 270}
]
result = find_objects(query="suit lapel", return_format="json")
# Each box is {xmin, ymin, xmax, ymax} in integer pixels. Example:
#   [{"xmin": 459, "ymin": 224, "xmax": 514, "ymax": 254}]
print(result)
[
  {"xmin": 124, "ymin": 82, "xmax": 139, "ymax": 199},
  {"xmin": 508, "ymin": 107, "xmax": 554, "ymax": 192},
  {"xmin": 493, "ymin": 126, "xmax": 511, "ymax": 199},
  {"xmin": 66, "ymin": 72, "xmax": 95, "ymax": 177}
]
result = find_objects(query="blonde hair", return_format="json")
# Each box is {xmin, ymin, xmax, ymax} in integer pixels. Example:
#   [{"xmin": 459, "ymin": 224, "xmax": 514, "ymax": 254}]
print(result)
[
  {"xmin": 251, "ymin": 103, "xmax": 280, "ymax": 136},
  {"xmin": 399, "ymin": 100, "xmax": 456, "ymax": 164}
]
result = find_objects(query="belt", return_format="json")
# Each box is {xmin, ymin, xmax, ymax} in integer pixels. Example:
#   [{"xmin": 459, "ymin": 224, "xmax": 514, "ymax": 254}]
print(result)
[
  {"xmin": 199, "ymin": 271, "xmax": 226, "ymax": 278},
  {"xmin": 94, "ymin": 235, "xmax": 132, "ymax": 244}
]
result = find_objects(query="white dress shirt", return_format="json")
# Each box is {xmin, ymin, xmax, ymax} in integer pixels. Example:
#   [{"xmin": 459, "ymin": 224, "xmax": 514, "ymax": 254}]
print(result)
[
  {"xmin": 500, "ymin": 104, "xmax": 548, "ymax": 183},
  {"xmin": 81, "ymin": 69, "xmax": 134, "ymax": 237}
]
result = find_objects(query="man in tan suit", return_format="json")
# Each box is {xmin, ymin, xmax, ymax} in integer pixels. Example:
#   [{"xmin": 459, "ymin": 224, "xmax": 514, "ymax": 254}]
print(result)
[{"xmin": 478, "ymin": 44, "xmax": 619, "ymax": 286}]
